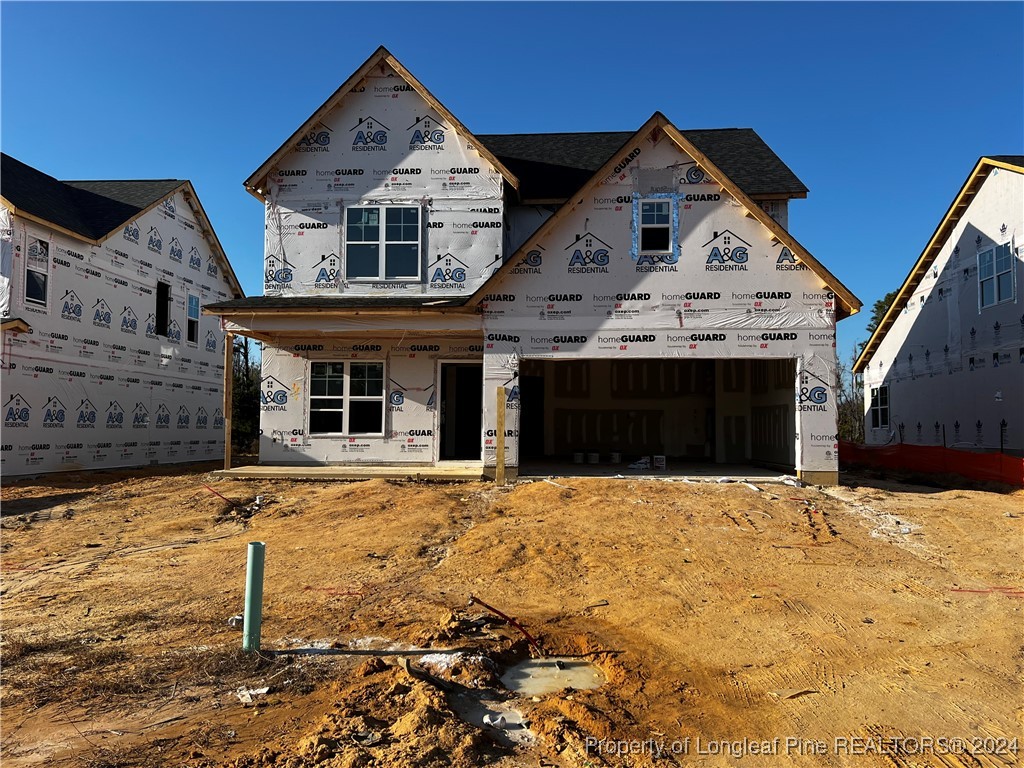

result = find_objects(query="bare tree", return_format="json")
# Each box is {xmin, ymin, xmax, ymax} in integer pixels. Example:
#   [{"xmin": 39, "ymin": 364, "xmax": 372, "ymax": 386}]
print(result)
[
  {"xmin": 836, "ymin": 350, "xmax": 864, "ymax": 443},
  {"xmin": 231, "ymin": 336, "xmax": 260, "ymax": 454}
]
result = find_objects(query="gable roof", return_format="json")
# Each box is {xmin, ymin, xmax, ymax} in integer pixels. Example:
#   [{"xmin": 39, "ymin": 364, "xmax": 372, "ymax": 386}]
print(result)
[
  {"xmin": 853, "ymin": 156, "xmax": 1024, "ymax": 373},
  {"xmin": 244, "ymin": 46, "xmax": 518, "ymax": 200},
  {"xmin": 0, "ymin": 153, "xmax": 244, "ymax": 298},
  {"xmin": 468, "ymin": 112, "xmax": 861, "ymax": 317},
  {"xmin": 1, "ymin": 153, "xmax": 180, "ymax": 242},
  {"xmin": 476, "ymin": 129, "xmax": 809, "ymax": 202}
]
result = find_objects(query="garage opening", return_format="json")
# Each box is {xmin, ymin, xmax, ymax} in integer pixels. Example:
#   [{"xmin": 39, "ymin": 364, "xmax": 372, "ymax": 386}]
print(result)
[{"xmin": 517, "ymin": 358, "xmax": 795, "ymax": 472}]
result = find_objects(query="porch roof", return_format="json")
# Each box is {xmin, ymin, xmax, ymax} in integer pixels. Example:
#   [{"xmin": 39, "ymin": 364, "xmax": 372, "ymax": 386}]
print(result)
[
  {"xmin": 204, "ymin": 295, "xmax": 482, "ymax": 340},
  {"xmin": 205, "ymin": 295, "xmax": 473, "ymax": 312}
]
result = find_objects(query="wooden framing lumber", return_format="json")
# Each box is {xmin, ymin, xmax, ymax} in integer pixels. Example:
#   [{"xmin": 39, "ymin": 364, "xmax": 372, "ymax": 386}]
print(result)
[{"xmin": 223, "ymin": 332, "xmax": 234, "ymax": 471}]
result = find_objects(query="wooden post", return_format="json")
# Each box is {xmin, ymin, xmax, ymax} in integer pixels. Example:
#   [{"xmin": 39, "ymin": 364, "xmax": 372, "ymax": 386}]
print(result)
[
  {"xmin": 223, "ymin": 332, "xmax": 234, "ymax": 471},
  {"xmin": 495, "ymin": 386, "xmax": 506, "ymax": 486}
]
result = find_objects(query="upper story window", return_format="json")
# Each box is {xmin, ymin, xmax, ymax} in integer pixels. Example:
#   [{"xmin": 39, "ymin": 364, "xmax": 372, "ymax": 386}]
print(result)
[
  {"xmin": 186, "ymin": 293, "xmax": 200, "ymax": 345},
  {"xmin": 25, "ymin": 267, "xmax": 48, "ymax": 307},
  {"xmin": 155, "ymin": 281, "xmax": 171, "ymax": 336},
  {"xmin": 978, "ymin": 243, "xmax": 1014, "ymax": 308},
  {"xmin": 631, "ymin": 197, "xmax": 679, "ymax": 265},
  {"xmin": 346, "ymin": 206, "xmax": 421, "ymax": 281},
  {"xmin": 24, "ymin": 238, "xmax": 49, "ymax": 308},
  {"xmin": 639, "ymin": 201, "xmax": 671, "ymax": 252}
]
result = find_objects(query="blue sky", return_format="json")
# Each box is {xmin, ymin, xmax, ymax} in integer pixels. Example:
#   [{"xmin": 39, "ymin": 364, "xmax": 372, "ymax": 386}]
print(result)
[{"xmin": 2, "ymin": 2, "xmax": 1021, "ymax": 365}]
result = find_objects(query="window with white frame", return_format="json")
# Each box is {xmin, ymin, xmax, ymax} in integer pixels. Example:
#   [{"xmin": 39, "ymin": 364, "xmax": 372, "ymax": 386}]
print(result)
[
  {"xmin": 978, "ymin": 243, "xmax": 1014, "ymax": 308},
  {"xmin": 346, "ymin": 206, "xmax": 421, "ymax": 280},
  {"xmin": 309, "ymin": 361, "xmax": 385, "ymax": 435},
  {"xmin": 869, "ymin": 385, "xmax": 889, "ymax": 429},
  {"xmin": 186, "ymin": 293, "xmax": 200, "ymax": 345},
  {"xmin": 639, "ymin": 200, "xmax": 671, "ymax": 252}
]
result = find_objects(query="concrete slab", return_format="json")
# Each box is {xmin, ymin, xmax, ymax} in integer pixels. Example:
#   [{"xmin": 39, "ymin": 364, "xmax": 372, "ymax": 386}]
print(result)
[
  {"xmin": 215, "ymin": 461, "xmax": 793, "ymax": 485},
  {"xmin": 215, "ymin": 463, "xmax": 485, "ymax": 481},
  {"xmin": 518, "ymin": 461, "xmax": 792, "ymax": 483}
]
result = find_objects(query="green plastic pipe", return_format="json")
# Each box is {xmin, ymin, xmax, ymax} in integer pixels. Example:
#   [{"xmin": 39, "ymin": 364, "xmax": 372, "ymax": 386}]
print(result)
[{"xmin": 242, "ymin": 541, "xmax": 266, "ymax": 652}]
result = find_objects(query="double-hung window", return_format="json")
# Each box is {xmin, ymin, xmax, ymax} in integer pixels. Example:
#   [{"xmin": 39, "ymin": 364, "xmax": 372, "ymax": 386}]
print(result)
[
  {"xmin": 346, "ymin": 206, "xmax": 421, "ymax": 280},
  {"xmin": 869, "ymin": 385, "xmax": 889, "ymax": 429},
  {"xmin": 639, "ymin": 200, "xmax": 671, "ymax": 252},
  {"xmin": 186, "ymin": 293, "xmax": 200, "ymax": 345},
  {"xmin": 309, "ymin": 361, "xmax": 385, "ymax": 435},
  {"xmin": 24, "ymin": 238, "xmax": 49, "ymax": 307},
  {"xmin": 978, "ymin": 243, "xmax": 1014, "ymax": 308}
]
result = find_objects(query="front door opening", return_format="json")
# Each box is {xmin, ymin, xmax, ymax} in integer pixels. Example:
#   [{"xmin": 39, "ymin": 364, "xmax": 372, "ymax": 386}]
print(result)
[{"xmin": 439, "ymin": 362, "xmax": 482, "ymax": 460}]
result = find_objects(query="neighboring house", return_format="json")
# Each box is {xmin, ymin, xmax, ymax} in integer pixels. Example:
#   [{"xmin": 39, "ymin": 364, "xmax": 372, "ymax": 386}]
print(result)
[
  {"xmin": 0, "ymin": 154, "xmax": 244, "ymax": 476},
  {"xmin": 855, "ymin": 156, "xmax": 1023, "ymax": 454},
  {"xmin": 207, "ymin": 47, "xmax": 861, "ymax": 484}
]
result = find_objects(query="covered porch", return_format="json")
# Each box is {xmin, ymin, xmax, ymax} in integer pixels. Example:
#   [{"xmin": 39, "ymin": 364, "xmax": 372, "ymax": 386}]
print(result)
[{"xmin": 203, "ymin": 296, "xmax": 486, "ymax": 471}]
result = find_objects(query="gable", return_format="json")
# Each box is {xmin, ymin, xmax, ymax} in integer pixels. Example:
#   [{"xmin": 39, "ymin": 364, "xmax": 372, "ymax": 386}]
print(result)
[
  {"xmin": 475, "ymin": 115, "xmax": 857, "ymax": 322},
  {"xmin": 0, "ymin": 153, "xmax": 183, "ymax": 243},
  {"xmin": 0, "ymin": 155, "xmax": 242, "ymax": 298},
  {"xmin": 859, "ymin": 162, "xmax": 1023, "ymax": 382},
  {"xmin": 245, "ymin": 47, "xmax": 516, "ymax": 199},
  {"xmin": 257, "ymin": 58, "xmax": 513, "ymax": 297},
  {"xmin": 854, "ymin": 157, "xmax": 1024, "ymax": 373},
  {"xmin": 258, "ymin": 60, "xmax": 504, "ymax": 205}
]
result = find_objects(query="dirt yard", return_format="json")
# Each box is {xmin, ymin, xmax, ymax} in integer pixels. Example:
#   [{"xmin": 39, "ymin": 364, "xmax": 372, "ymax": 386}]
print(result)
[{"xmin": 1, "ymin": 464, "xmax": 1021, "ymax": 767}]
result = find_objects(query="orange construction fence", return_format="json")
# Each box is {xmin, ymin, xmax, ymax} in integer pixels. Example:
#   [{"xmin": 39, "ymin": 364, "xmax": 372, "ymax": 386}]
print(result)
[{"xmin": 839, "ymin": 441, "xmax": 1024, "ymax": 487}]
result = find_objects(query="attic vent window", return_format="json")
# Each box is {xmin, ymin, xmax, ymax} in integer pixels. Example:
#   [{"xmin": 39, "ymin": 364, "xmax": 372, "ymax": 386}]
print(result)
[{"xmin": 640, "ymin": 201, "xmax": 671, "ymax": 252}]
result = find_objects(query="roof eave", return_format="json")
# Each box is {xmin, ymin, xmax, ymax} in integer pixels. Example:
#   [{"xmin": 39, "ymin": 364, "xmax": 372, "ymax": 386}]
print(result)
[
  {"xmin": 204, "ymin": 305, "xmax": 478, "ymax": 317},
  {"xmin": 0, "ymin": 196, "xmax": 101, "ymax": 245},
  {"xmin": 92, "ymin": 181, "xmax": 191, "ymax": 244},
  {"xmin": 658, "ymin": 120, "xmax": 860, "ymax": 319},
  {"xmin": 853, "ymin": 156, "xmax": 1022, "ymax": 373},
  {"xmin": 177, "ymin": 182, "xmax": 245, "ymax": 299},
  {"xmin": 1, "ymin": 317, "xmax": 31, "ymax": 334}
]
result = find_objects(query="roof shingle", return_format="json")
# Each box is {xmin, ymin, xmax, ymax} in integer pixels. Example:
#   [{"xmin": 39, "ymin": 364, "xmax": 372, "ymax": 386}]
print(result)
[
  {"xmin": 476, "ymin": 128, "xmax": 808, "ymax": 201},
  {"xmin": 1, "ymin": 153, "xmax": 182, "ymax": 241}
]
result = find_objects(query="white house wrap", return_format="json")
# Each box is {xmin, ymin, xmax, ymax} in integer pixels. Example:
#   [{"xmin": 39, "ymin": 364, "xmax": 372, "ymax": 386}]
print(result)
[
  {"xmin": 856, "ymin": 157, "xmax": 1023, "ymax": 454},
  {"xmin": 1, "ymin": 159, "xmax": 242, "ymax": 477},
  {"xmin": 208, "ymin": 47, "xmax": 860, "ymax": 484}
]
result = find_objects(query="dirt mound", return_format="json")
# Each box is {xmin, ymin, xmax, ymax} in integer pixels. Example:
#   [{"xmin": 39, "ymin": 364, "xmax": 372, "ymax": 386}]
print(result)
[{"xmin": 3, "ymin": 468, "xmax": 1021, "ymax": 767}]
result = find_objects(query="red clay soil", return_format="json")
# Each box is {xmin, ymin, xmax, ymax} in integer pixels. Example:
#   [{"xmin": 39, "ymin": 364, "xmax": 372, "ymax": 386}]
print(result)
[{"xmin": 1, "ymin": 464, "xmax": 1021, "ymax": 767}]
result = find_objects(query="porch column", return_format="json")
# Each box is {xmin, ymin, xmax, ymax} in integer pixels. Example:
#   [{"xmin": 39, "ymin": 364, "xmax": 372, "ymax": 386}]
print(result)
[
  {"xmin": 223, "ymin": 332, "xmax": 233, "ymax": 471},
  {"xmin": 795, "ymin": 350, "xmax": 839, "ymax": 485}
]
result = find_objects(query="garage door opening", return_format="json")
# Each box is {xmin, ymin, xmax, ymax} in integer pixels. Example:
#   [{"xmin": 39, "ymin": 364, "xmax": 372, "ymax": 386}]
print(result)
[{"xmin": 517, "ymin": 358, "xmax": 795, "ymax": 472}]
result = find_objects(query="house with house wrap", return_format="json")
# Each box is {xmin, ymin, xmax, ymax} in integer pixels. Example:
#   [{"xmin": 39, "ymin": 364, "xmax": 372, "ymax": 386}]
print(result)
[
  {"xmin": 0, "ymin": 154, "xmax": 243, "ymax": 476},
  {"xmin": 206, "ymin": 46, "xmax": 861, "ymax": 485},
  {"xmin": 854, "ymin": 156, "xmax": 1023, "ymax": 454}
]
